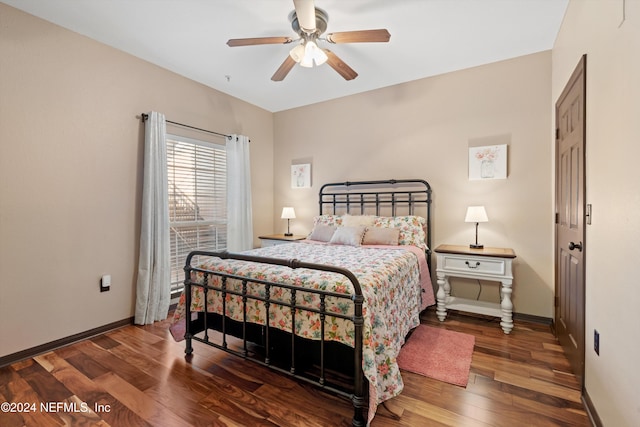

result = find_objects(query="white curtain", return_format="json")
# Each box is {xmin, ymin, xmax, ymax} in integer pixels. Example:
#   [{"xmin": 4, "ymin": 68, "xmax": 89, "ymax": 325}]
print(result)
[
  {"xmin": 135, "ymin": 111, "xmax": 171, "ymax": 325},
  {"xmin": 226, "ymin": 134, "xmax": 254, "ymax": 251}
]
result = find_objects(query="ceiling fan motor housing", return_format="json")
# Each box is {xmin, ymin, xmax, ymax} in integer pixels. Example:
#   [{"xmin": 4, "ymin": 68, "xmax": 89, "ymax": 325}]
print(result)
[{"xmin": 289, "ymin": 8, "xmax": 328, "ymax": 36}]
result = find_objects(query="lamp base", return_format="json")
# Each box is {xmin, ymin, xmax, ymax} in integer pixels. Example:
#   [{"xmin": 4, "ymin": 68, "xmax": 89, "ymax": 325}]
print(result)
[
  {"xmin": 284, "ymin": 233, "xmax": 293, "ymax": 237},
  {"xmin": 469, "ymin": 243, "xmax": 484, "ymax": 249}
]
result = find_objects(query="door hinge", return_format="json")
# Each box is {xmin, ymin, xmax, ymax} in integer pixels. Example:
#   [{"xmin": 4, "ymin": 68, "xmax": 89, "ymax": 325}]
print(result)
[
  {"xmin": 556, "ymin": 128, "xmax": 559, "ymax": 139},
  {"xmin": 555, "ymin": 296, "xmax": 559, "ymax": 307},
  {"xmin": 555, "ymin": 212, "xmax": 559, "ymax": 224}
]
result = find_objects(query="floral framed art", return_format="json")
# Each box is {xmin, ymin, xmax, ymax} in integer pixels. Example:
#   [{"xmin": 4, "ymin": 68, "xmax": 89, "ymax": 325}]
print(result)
[
  {"xmin": 291, "ymin": 163, "xmax": 311, "ymax": 188},
  {"xmin": 469, "ymin": 144, "xmax": 507, "ymax": 180}
]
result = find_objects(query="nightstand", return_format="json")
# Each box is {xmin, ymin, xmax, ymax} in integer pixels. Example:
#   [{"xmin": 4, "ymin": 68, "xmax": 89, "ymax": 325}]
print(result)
[
  {"xmin": 258, "ymin": 234, "xmax": 307, "ymax": 247},
  {"xmin": 434, "ymin": 244, "xmax": 516, "ymax": 334}
]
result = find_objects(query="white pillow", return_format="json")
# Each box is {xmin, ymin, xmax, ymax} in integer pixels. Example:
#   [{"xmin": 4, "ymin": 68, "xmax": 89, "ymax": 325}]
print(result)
[
  {"xmin": 341, "ymin": 214, "xmax": 376, "ymax": 227},
  {"xmin": 329, "ymin": 226, "xmax": 366, "ymax": 246}
]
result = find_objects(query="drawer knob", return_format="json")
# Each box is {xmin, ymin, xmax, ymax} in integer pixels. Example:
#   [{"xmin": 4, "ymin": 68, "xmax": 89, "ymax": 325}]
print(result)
[{"xmin": 465, "ymin": 261, "xmax": 480, "ymax": 269}]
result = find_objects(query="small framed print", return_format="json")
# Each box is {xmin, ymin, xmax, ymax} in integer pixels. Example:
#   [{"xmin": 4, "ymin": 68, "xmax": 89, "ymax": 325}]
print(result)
[
  {"xmin": 291, "ymin": 163, "xmax": 311, "ymax": 188},
  {"xmin": 469, "ymin": 144, "xmax": 507, "ymax": 180}
]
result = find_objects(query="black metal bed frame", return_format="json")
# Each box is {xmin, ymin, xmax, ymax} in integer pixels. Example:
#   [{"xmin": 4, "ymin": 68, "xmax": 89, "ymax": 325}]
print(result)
[
  {"xmin": 183, "ymin": 179, "xmax": 432, "ymax": 427},
  {"xmin": 319, "ymin": 179, "xmax": 433, "ymax": 270}
]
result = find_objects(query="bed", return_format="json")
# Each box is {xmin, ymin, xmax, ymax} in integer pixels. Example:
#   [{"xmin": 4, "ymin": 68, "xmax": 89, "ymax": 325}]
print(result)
[{"xmin": 171, "ymin": 179, "xmax": 434, "ymax": 426}]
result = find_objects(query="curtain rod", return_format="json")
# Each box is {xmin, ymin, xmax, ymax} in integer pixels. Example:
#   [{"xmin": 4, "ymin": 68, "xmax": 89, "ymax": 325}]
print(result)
[{"xmin": 140, "ymin": 113, "xmax": 232, "ymax": 139}]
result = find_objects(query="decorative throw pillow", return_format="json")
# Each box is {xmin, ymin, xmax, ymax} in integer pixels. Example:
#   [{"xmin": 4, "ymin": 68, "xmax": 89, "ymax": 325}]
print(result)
[
  {"xmin": 329, "ymin": 226, "xmax": 366, "ymax": 246},
  {"xmin": 308, "ymin": 224, "xmax": 337, "ymax": 242},
  {"xmin": 373, "ymin": 215, "xmax": 427, "ymax": 251},
  {"xmin": 362, "ymin": 227, "xmax": 400, "ymax": 246},
  {"xmin": 313, "ymin": 214, "xmax": 343, "ymax": 227}
]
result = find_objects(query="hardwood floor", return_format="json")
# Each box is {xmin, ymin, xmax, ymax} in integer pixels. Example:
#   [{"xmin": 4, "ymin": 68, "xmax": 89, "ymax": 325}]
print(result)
[{"xmin": 0, "ymin": 309, "xmax": 590, "ymax": 426}]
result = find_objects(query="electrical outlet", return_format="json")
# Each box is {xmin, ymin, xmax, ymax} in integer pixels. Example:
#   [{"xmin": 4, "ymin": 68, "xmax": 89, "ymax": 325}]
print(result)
[
  {"xmin": 100, "ymin": 274, "xmax": 111, "ymax": 292},
  {"xmin": 594, "ymin": 329, "xmax": 600, "ymax": 355}
]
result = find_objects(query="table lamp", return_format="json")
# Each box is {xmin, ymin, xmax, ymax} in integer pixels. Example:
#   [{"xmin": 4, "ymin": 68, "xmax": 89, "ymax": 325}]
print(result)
[
  {"xmin": 465, "ymin": 206, "xmax": 488, "ymax": 249},
  {"xmin": 281, "ymin": 207, "xmax": 296, "ymax": 236}
]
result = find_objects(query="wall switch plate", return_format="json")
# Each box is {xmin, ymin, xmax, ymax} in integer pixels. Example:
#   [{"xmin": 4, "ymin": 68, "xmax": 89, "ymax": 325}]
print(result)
[
  {"xmin": 594, "ymin": 329, "xmax": 600, "ymax": 355},
  {"xmin": 101, "ymin": 274, "xmax": 111, "ymax": 292}
]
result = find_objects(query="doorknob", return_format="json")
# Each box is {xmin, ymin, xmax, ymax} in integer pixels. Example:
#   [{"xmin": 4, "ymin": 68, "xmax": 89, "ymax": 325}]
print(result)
[{"xmin": 569, "ymin": 241, "xmax": 583, "ymax": 251}]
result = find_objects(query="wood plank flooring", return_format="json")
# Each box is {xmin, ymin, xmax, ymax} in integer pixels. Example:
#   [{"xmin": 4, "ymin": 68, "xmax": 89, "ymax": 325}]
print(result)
[{"xmin": 0, "ymin": 309, "xmax": 591, "ymax": 426}]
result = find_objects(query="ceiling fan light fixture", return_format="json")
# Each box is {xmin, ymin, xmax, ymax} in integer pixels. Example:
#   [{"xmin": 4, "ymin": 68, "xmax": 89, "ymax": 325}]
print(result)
[
  {"xmin": 289, "ymin": 43, "xmax": 305, "ymax": 63},
  {"xmin": 302, "ymin": 39, "xmax": 327, "ymax": 67},
  {"xmin": 312, "ymin": 44, "xmax": 328, "ymax": 66},
  {"xmin": 291, "ymin": 39, "xmax": 325, "ymax": 68},
  {"xmin": 300, "ymin": 54, "xmax": 314, "ymax": 68}
]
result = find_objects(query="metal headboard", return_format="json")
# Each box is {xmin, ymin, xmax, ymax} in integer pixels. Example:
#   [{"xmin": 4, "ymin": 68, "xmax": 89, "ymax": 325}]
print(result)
[{"xmin": 319, "ymin": 178, "xmax": 433, "ymax": 268}]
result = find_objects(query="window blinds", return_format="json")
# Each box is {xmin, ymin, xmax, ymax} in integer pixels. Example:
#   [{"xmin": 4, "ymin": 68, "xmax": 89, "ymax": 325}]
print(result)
[{"xmin": 166, "ymin": 134, "xmax": 227, "ymax": 293}]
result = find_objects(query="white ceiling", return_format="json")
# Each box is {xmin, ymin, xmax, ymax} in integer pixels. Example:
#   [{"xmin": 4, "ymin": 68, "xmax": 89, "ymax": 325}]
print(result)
[{"xmin": 3, "ymin": 0, "xmax": 568, "ymax": 112}]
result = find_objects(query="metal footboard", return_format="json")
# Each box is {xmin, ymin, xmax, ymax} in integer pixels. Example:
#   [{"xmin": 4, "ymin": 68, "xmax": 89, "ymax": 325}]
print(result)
[{"xmin": 183, "ymin": 250, "xmax": 366, "ymax": 427}]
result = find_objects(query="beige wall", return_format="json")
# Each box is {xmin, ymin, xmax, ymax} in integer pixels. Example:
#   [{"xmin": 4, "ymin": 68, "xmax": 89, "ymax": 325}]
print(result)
[
  {"xmin": 274, "ymin": 51, "xmax": 554, "ymax": 318},
  {"xmin": 0, "ymin": 4, "xmax": 274, "ymax": 357},
  {"xmin": 553, "ymin": 1, "xmax": 640, "ymax": 425}
]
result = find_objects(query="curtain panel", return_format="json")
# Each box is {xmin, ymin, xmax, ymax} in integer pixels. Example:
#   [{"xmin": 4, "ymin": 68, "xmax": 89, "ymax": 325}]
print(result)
[
  {"xmin": 135, "ymin": 111, "xmax": 171, "ymax": 325},
  {"xmin": 226, "ymin": 134, "xmax": 253, "ymax": 251}
]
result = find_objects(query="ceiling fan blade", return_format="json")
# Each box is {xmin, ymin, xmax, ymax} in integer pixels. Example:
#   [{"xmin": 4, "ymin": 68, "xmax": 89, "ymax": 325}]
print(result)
[
  {"xmin": 227, "ymin": 37, "xmax": 293, "ymax": 47},
  {"xmin": 326, "ymin": 29, "xmax": 391, "ymax": 44},
  {"xmin": 323, "ymin": 50, "xmax": 358, "ymax": 81},
  {"xmin": 293, "ymin": 0, "xmax": 316, "ymax": 33},
  {"xmin": 271, "ymin": 56, "xmax": 297, "ymax": 81}
]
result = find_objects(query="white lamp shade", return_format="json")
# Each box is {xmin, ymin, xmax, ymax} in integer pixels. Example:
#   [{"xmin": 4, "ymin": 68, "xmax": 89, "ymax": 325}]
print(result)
[
  {"xmin": 289, "ymin": 43, "xmax": 305, "ymax": 63},
  {"xmin": 308, "ymin": 42, "xmax": 328, "ymax": 66},
  {"xmin": 281, "ymin": 207, "xmax": 296, "ymax": 219},
  {"xmin": 291, "ymin": 40, "xmax": 327, "ymax": 68},
  {"xmin": 300, "ymin": 41, "xmax": 317, "ymax": 68},
  {"xmin": 465, "ymin": 206, "xmax": 488, "ymax": 223}
]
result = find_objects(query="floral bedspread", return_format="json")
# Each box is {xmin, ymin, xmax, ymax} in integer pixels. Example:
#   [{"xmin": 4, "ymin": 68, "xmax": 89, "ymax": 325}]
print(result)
[{"xmin": 172, "ymin": 241, "xmax": 434, "ymax": 424}]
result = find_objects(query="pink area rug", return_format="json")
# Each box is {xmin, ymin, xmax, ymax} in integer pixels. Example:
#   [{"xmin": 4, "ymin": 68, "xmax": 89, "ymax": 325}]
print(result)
[
  {"xmin": 397, "ymin": 325, "xmax": 475, "ymax": 387},
  {"xmin": 169, "ymin": 318, "xmax": 186, "ymax": 342}
]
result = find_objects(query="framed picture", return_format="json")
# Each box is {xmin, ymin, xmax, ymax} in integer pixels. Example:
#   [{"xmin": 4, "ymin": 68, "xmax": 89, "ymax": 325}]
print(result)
[
  {"xmin": 291, "ymin": 163, "xmax": 311, "ymax": 188},
  {"xmin": 469, "ymin": 144, "xmax": 507, "ymax": 180}
]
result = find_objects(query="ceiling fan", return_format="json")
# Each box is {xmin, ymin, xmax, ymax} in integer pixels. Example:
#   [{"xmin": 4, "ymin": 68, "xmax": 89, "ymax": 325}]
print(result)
[{"xmin": 226, "ymin": 0, "xmax": 391, "ymax": 81}]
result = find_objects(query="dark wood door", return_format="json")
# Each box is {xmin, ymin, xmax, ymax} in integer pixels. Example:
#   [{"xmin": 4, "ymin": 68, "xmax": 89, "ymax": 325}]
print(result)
[{"xmin": 555, "ymin": 55, "xmax": 586, "ymax": 386}]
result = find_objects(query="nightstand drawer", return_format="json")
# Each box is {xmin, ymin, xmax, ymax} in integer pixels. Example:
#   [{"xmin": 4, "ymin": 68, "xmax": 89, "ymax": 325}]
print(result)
[{"xmin": 440, "ymin": 255, "xmax": 505, "ymax": 276}]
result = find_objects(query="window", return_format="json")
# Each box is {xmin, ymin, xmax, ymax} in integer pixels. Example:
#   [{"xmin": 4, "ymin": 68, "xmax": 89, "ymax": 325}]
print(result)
[{"xmin": 166, "ymin": 134, "xmax": 227, "ymax": 295}]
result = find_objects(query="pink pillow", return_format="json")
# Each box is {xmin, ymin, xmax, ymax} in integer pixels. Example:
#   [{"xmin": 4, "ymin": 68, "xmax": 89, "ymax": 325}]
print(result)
[
  {"xmin": 308, "ymin": 224, "xmax": 336, "ymax": 242},
  {"xmin": 362, "ymin": 227, "xmax": 400, "ymax": 246}
]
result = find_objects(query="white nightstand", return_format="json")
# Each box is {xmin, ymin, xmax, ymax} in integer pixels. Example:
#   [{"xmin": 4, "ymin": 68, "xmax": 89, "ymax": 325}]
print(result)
[
  {"xmin": 258, "ymin": 234, "xmax": 307, "ymax": 247},
  {"xmin": 434, "ymin": 244, "xmax": 516, "ymax": 334}
]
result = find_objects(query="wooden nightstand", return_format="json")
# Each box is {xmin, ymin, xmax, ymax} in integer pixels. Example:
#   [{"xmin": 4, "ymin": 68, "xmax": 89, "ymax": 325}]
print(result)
[
  {"xmin": 434, "ymin": 244, "xmax": 516, "ymax": 334},
  {"xmin": 258, "ymin": 234, "xmax": 307, "ymax": 247}
]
